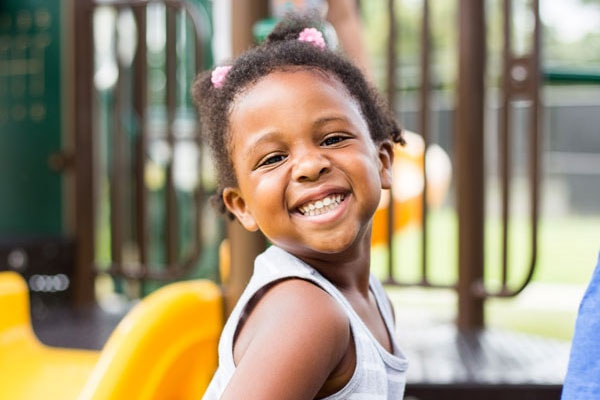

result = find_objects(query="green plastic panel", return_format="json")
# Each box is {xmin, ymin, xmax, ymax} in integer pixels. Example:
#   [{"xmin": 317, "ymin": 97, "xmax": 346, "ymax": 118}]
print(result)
[{"xmin": 0, "ymin": 0, "xmax": 63, "ymax": 235}]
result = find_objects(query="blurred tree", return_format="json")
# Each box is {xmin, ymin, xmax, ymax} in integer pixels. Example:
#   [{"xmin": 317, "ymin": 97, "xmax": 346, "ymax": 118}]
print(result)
[{"xmin": 360, "ymin": 0, "xmax": 600, "ymax": 93}]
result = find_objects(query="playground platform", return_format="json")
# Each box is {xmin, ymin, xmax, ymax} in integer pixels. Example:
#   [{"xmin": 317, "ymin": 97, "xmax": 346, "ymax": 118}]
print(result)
[{"xmin": 32, "ymin": 289, "xmax": 570, "ymax": 400}]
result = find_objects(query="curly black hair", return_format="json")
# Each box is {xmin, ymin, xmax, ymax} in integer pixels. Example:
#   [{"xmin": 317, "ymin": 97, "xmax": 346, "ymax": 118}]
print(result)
[{"xmin": 193, "ymin": 13, "xmax": 403, "ymax": 216}]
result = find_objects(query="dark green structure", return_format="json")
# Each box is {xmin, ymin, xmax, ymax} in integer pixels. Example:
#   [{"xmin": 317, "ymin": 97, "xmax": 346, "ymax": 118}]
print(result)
[{"xmin": 1, "ymin": 0, "xmax": 64, "ymax": 236}]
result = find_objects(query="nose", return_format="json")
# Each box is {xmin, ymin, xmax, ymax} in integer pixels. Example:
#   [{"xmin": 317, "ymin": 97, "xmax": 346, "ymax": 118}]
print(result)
[{"xmin": 292, "ymin": 150, "xmax": 331, "ymax": 182}]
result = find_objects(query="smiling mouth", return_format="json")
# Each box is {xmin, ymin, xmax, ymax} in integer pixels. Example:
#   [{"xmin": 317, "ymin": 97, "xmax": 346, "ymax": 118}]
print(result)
[{"xmin": 297, "ymin": 193, "xmax": 346, "ymax": 216}]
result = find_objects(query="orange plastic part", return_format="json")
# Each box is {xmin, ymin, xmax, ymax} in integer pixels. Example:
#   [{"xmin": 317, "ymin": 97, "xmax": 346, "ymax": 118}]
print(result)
[{"xmin": 371, "ymin": 131, "xmax": 452, "ymax": 247}]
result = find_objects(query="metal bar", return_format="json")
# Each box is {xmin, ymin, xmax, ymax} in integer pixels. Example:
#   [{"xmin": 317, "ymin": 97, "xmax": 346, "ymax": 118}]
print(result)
[
  {"xmin": 110, "ymin": 11, "xmax": 125, "ymax": 274},
  {"xmin": 456, "ymin": 0, "xmax": 486, "ymax": 331},
  {"xmin": 73, "ymin": 0, "xmax": 97, "ymax": 306},
  {"xmin": 165, "ymin": 4, "xmax": 178, "ymax": 269},
  {"xmin": 193, "ymin": 14, "xmax": 205, "ymax": 274},
  {"xmin": 419, "ymin": 0, "xmax": 430, "ymax": 285},
  {"xmin": 405, "ymin": 384, "xmax": 562, "ymax": 400},
  {"xmin": 524, "ymin": 0, "xmax": 541, "ymax": 296},
  {"xmin": 92, "ymin": 0, "xmax": 208, "ymax": 41},
  {"xmin": 386, "ymin": 0, "xmax": 397, "ymax": 111},
  {"xmin": 500, "ymin": 0, "xmax": 512, "ymax": 288},
  {"xmin": 133, "ymin": 5, "xmax": 148, "ymax": 273},
  {"xmin": 385, "ymin": 0, "xmax": 397, "ymax": 284},
  {"xmin": 480, "ymin": 0, "xmax": 540, "ymax": 298},
  {"xmin": 543, "ymin": 68, "xmax": 600, "ymax": 83},
  {"xmin": 83, "ymin": 0, "xmax": 208, "ymax": 283}
]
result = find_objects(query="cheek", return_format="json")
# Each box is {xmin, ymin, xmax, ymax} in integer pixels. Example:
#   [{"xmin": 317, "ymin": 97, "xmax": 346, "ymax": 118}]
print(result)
[
  {"xmin": 349, "ymin": 155, "xmax": 384, "ymax": 211},
  {"xmin": 244, "ymin": 172, "xmax": 286, "ymax": 217},
  {"xmin": 350, "ymin": 152, "xmax": 381, "ymax": 183}
]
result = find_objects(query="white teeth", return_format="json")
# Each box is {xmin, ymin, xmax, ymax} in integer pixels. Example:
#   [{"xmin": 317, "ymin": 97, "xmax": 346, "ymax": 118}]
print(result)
[{"xmin": 298, "ymin": 194, "xmax": 345, "ymax": 216}]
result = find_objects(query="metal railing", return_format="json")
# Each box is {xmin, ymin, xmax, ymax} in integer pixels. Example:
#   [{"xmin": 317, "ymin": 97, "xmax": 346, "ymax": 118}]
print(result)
[
  {"xmin": 383, "ymin": 0, "xmax": 541, "ymax": 330},
  {"xmin": 78, "ymin": 0, "xmax": 212, "ymax": 286}
]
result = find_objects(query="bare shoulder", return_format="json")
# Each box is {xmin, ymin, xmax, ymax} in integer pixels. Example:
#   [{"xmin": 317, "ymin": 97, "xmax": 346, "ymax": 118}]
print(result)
[
  {"xmin": 251, "ymin": 278, "xmax": 349, "ymax": 330},
  {"xmin": 234, "ymin": 279, "xmax": 350, "ymax": 363},
  {"xmin": 223, "ymin": 279, "xmax": 351, "ymax": 400}
]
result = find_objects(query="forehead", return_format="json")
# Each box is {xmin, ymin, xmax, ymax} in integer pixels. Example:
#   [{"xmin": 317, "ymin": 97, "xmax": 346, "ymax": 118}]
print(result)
[
  {"xmin": 236, "ymin": 68, "xmax": 353, "ymax": 101},
  {"xmin": 228, "ymin": 69, "xmax": 367, "ymax": 142}
]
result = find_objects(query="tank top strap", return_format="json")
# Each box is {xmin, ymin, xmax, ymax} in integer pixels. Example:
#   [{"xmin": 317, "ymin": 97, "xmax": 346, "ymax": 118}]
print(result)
[{"xmin": 368, "ymin": 274, "xmax": 396, "ymax": 334}]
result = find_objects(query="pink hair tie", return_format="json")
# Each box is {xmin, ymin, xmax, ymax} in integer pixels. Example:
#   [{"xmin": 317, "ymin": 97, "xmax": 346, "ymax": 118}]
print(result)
[
  {"xmin": 298, "ymin": 27, "xmax": 326, "ymax": 49},
  {"xmin": 211, "ymin": 65, "xmax": 232, "ymax": 88}
]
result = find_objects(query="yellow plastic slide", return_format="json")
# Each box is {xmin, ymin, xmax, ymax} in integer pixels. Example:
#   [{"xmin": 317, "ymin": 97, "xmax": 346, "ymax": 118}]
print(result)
[{"xmin": 0, "ymin": 271, "xmax": 223, "ymax": 400}]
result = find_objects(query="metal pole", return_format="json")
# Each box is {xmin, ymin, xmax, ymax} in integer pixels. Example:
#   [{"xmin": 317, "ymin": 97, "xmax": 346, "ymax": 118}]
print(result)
[
  {"xmin": 110, "ymin": 26, "xmax": 125, "ymax": 275},
  {"xmin": 529, "ymin": 0, "xmax": 541, "ymax": 298},
  {"xmin": 165, "ymin": 5, "xmax": 178, "ymax": 269},
  {"xmin": 134, "ymin": 5, "xmax": 149, "ymax": 275},
  {"xmin": 73, "ymin": 0, "xmax": 96, "ymax": 307},
  {"xmin": 456, "ymin": 0, "xmax": 485, "ymax": 331},
  {"xmin": 500, "ymin": 0, "xmax": 512, "ymax": 289},
  {"xmin": 385, "ymin": 0, "xmax": 397, "ymax": 284},
  {"xmin": 419, "ymin": 0, "xmax": 430, "ymax": 285}
]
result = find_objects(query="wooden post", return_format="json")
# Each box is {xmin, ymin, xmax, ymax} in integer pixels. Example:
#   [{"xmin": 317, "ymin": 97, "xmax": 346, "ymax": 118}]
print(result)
[
  {"xmin": 456, "ymin": 0, "xmax": 485, "ymax": 331},
  {"xmin": 232, "ymin": 0, "xmax": 269, "ymax": 54}
]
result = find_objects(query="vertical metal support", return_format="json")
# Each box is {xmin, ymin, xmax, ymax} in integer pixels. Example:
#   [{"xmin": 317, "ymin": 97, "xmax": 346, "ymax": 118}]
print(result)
[
  {"xmin": 419, "ymin": 0, "xmax": 430, "ymax": 285},
  {"xmin": 134, "ymin": 5, "xmax": 148, "ymax": 274},
  {"xmin": 385, "ymin": 0, "xmax": 397, "ymax": 284},
  {"xmin": 500, "ymin": 0, "xmax": 512, "ymax": 288},
  {"xmin": 165, "ymin": 5, "xmax": 178, "ymax": 269},
  {"xmin": 456, "ymin": 0, "xmax": 486, "ymax": 331},
  {"xmin": 110, "ymin": 12, "xmax": 125, "ymax": 274},
  {"xmin": 530, "ymin": 0, "xmax": 541, "ymax": 292},
  {"xmin": 69, "ymin": 0, "xmax": 210, "ymax": 285},
  {"xmin": 494, "ymin": 0, "xmax": 541, "ymax": 296},
  {"xmin": 193, "ymin": 15, "xmax": 205, "ymax": 281},
  {"xmin": 73, "ymin": 0, "xmax": 96, "ymax": 306}
]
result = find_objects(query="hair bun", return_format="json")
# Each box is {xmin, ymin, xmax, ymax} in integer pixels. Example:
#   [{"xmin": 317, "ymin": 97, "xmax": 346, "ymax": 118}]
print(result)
[{"xmin": 265, "ymin": 12, "xmax": 324, "ymax": 44}]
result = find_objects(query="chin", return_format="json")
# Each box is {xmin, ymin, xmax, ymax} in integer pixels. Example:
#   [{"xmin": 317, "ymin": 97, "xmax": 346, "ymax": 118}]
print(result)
[{"xmin": 298, "ymin": 233, "xmax": 364, "ymax": 259}]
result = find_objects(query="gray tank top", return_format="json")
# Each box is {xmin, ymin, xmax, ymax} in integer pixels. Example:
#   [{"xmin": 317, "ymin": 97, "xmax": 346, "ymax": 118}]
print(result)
[{"xmin": 203, "ymin": 245, "xmax": 408, "ymax": 399}]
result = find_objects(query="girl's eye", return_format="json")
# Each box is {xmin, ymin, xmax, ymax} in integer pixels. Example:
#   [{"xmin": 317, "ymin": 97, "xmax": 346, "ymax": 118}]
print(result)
[
  {"xmin": 322, "ymin": 135, "xmax": 347, "ymax": 146},
  {"xmin": 260, "ymin": 154, "xmax": 286, "ymax": 167}
]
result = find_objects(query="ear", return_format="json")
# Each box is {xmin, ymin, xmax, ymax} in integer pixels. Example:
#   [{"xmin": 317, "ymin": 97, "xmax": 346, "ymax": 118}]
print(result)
[
  {"xmin": 377, "ymin": 140, "xmax": 394, "ymax": 190},
  {"xmin": 222, "ymin": 187, "xmax": 259, "ymax": 232}
]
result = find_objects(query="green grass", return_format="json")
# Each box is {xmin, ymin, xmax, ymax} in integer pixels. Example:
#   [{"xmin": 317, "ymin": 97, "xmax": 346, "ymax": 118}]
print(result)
[
  {"xmin": 372, "ymin": 207, "xmax": 599, "ymax": 340},
  {"xmin": 486, "ymin": 298, "xmax": 578, "ymax": 340},
  {"xmin": 371, "ymin": 208, "xmax": 599, "ymax": 286},
  {"xmin": 385, "ymin": 285, "xmax": 579, "ymax": 341}
]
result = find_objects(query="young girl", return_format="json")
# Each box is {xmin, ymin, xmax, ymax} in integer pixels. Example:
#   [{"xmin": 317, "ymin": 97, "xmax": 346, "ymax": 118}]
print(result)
[{"xmin": 194, "ymin": 14, "xmax": 407, "ymax": 400}]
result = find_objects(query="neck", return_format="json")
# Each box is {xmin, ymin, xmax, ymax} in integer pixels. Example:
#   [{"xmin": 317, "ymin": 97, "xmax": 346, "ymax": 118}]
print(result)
[{"xmin": 296, "ymin": 229, "xmax": 373, "ymax": 297}]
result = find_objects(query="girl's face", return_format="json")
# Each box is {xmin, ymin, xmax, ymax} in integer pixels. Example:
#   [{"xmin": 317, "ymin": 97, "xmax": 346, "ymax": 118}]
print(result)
[{"xmin": 223, "ymin": 70, "xmax": 393, "ymax": 259}]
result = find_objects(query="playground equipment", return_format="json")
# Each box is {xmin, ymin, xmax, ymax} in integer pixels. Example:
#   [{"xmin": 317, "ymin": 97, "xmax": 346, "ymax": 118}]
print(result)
[{"xmin": 0, "ymin": 271, "xmax": 222, "ymax": 400}]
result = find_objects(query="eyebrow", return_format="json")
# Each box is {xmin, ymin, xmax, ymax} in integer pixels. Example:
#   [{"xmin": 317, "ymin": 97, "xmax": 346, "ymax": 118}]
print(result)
[
  {"xmin": 243, "ymin": 115, "xmax": 355, "ymax": 155},
  {"xmin": 312, "ymin": 115, "xmax": 351, "ymax": 128},
  {"xmin": 244, "ymin": 130, "xmax": 283, "ymax": 151}
]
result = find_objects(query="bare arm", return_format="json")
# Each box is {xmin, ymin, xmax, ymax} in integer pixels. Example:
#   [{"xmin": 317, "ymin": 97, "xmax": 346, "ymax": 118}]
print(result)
[
  {"xmin": 220, "ymin": 279, "xmax": 351, "ymax": 400},
  {"xmin": 326, "ymin": 0, "xmax": 372, "ymax": 81}
]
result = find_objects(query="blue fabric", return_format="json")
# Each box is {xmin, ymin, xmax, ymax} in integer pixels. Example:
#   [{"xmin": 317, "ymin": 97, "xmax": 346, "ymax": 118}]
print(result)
[{"xmin": 562, "ymin": 252, "xmax": 600, "ymax": 399}]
